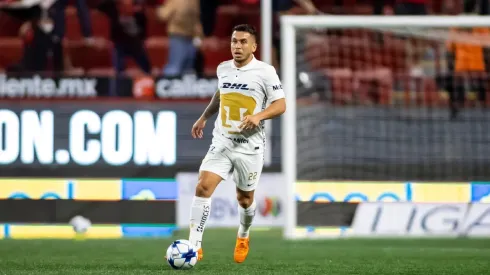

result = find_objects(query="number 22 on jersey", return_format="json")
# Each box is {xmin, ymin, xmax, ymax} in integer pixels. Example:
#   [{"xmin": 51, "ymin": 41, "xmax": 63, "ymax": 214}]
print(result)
[{"xmin": 220, "ymin": 93, "xmax": 257, "ymax": 134}]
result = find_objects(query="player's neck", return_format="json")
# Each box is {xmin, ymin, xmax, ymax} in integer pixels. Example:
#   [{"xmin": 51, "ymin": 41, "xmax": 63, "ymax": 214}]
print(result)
[{"xmin": 234, "ymin": 55, "xmax": 254, "ymax": 68}]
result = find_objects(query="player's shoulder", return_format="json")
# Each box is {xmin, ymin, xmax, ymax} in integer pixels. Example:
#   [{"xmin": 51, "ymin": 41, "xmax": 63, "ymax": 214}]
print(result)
[
  {"xmin": 252, "ymin": 59, "xmax": 278, "ymax": 82},
  {"xmin": 254, "ymin": 59, "xmax": 276, "ymax": 71},
  {"xmin": 253, "ymin": 59, "xmax": 278, "ymax": 77},
  {"xmin": 218, "ymin": 60, "xmax": 234, "ymax": 67},
  {"xmin": 216, "ymin": 60, "xmax": 234, "ymax": 77},
  {"xmin": 217, "ymin": 60, "xmax": 234, "ymax": 72}
]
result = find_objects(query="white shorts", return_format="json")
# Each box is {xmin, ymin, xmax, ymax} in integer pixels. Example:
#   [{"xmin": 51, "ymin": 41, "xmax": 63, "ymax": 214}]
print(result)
[{"xmin": 199, "ymin": 143, "xmax": 264, "ymax": 192}]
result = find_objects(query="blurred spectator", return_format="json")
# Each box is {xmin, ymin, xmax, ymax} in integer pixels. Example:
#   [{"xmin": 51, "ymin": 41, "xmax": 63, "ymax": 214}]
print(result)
[
  {"xmin": 272, "ymin": 0, "xmax": 319, "ymax": 71},
  {"xmin": 465, "ymin": 0, "xmax": 490, "ymax": 14},
  {"xmin": 3, "ymin": 0, "xmax": 93, "ymax": 74},
  {"xmin": 53, "ymin": 0, "xmax": 93, "ymax": 42},
  {"xmin": 374, "ymin": 0, "xmax": 428, "ymax": 15},
  {"xmin": 200, "ymin": 0, "xmax": 218, "ymax": 37},
  {"xmin": 2, "ymin": 0, "xmax": 63, "ymax": 73},
  {"xmin": 157, "ymin": 0, "xmax": 203, "ymax": 77},
  {"xmin": 395, "ymin": 0, "xmax": 428, "ymax": 15},
  {"xmin": 97, "ymin": 0, "xmax": 151, "ymax": 96},
  {"xmin": 480, "ymin": 0, "xmax": 489, "ymax": 14},
  {"xmin": 197, "ymin": 0, "xmax": 218, "ymax": 77},
  {"xmin": 445, "ymin": 2, "xmax": 489, "ymax": 119},
  {"xmin": 51, "ymin": 0, "xmax": 94, "ymax": 74}
]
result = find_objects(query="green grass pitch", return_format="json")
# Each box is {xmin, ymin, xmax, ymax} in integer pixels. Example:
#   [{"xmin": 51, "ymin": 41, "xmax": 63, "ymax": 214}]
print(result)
[{"xmin": 0, "ymin": 228, "xmax": 489, "ymax": 274}]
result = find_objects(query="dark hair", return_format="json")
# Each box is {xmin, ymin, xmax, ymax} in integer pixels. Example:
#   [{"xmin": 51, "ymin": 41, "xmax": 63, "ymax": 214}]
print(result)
[{"xmin": 232, "ymin": 24, "xmax": 258, "ymax": 41}]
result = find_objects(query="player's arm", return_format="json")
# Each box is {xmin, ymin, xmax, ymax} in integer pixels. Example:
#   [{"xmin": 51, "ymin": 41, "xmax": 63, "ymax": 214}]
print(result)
[
  {"xmin": 201, "ymin": 90, "xmax": 220, "ymax": 120},
  {"xmin": 253, "ymin": 98, "xmax": 286, "ymax": 121},
  {"xmin": 239, "ymin": 67, "xmax": 286, "ymax": 130},
  {"xmin": 239, "ymin": 98, "xmax": 285, "ymax": 130},
  {"xmin": 191, "ymin": 90, "xmax": 220, "ymax": 139}
]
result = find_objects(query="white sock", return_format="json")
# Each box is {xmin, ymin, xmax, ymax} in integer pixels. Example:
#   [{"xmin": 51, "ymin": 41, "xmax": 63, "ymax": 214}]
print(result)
[
  {"xmin": 237, "ymin": 200, "xmax": 256, "ymax": 238},
  {"xmin": 189, "ymin": 196, "xmax": 212, "ymax": 249}
]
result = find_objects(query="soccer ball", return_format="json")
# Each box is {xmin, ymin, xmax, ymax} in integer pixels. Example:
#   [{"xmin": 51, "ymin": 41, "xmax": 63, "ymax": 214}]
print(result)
[{"xmin": 166, "ymin": 239, "xmax": 198, "ymax": 270}]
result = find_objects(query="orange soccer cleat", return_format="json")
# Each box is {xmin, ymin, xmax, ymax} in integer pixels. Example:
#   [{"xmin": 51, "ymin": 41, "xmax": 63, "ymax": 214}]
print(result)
[
  {"xmin": 197, "ymin": 247, "xmax": 203, "ymax": 261},
  {"xmin": 233, "ymin": 237, "xmax": 250, "ymax": 263}
]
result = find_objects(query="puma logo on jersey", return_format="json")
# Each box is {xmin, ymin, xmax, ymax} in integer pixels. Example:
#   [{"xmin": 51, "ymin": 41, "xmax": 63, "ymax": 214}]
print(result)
[{"xmin": 221, "ymin": 82, "xmax": 250, "ymax": 90}]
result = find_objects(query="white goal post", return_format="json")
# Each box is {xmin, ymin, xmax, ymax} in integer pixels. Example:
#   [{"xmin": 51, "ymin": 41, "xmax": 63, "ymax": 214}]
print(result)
[{"xmin": 280, "ymin": 15, "xmax": 490, "ymax": 239}]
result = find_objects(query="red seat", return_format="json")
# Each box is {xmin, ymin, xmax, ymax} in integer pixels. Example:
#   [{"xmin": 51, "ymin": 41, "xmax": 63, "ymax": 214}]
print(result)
[
  {"xmin": 353, "ymin": 68, "xmax": 393, "ymax": 105},
  {"xmin": 304, "ymin": 33, "xmax": 408, "ymax": 75},
  {"xmin": 65, "ymin": 39, "xmax": 113, "ymax": 69},
  {"xmin": 0, "ymin": 12, "xmax": 22, "ymax": 37},
  {"xmin": 145, "ymin": 36, "xmax": 169, "ymax": 70},
  {"xmin": 214, "ymin": 5, "xmax": 238, "ymax": 37},
  {"xmin": 145, "ymin": 7, "xmax": 167, "ymax": 37},
  {"xmin": 234, "ymin": 9, "xmax": 260, "ymax": 35},
  {"xmin": 64, "ymin": 68, "xmax": 86, "ymax": 76},
  {"xmin": 0, "ymin": 38, "xmax": 23, "ymax": 69},
  {"xmin": 86, "ymin": 67, "xmax": 115, "ymax": 77},
  {"xmin": 201, "ymin": 37, "xmax": 231, "ymax": 72},
  {"xmin": 213, "ymin": 4, "xmax": 261, "ymax": 39},
  {"xmin": 67, "ymin": 0, "xmax": 100, "ymax": 8}
]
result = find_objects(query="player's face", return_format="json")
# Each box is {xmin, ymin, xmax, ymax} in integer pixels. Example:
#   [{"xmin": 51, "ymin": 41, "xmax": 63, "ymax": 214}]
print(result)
[{"xmin": 231, "ymin": 31, "xmax": 257, "ymax": 63}]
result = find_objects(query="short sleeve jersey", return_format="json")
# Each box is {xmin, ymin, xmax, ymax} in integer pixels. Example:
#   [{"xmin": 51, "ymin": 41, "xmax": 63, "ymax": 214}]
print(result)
[{"xmin": 212, "ymin": 56, "xmax": 285, "ymax": 155}]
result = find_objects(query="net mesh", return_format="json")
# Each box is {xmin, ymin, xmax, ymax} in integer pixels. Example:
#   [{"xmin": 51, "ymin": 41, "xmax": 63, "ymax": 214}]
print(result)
[{"xmin": 295, "ymin": 25, "xmax": 490, "ymax": 182}]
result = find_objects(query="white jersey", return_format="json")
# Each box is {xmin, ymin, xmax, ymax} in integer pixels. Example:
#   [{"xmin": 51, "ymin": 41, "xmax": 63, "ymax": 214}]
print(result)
[{"xmin": 211, "ymin": 56, "xmax": 285, "ymax": 155}]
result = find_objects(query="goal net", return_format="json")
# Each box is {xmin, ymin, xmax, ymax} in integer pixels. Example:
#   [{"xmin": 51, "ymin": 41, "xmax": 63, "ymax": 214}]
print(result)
[{"xmin": 280, "ymin": 16, "xmax": 490, "ymax": 239}]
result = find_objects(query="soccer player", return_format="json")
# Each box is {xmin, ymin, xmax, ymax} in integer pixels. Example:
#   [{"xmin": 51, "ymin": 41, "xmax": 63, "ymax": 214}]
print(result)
[{"xmin": 189, "ymin": 24, "xmax": 286, "ymax": 263}]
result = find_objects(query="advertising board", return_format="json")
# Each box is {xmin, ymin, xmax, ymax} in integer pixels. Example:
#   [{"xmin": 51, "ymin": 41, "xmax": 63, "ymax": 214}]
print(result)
[
  {"xmin": 0, "ymin": 73, "xmax": 214, "ymax": 99},
  {"xmin": 294, "ymin": 181, "xmax": 490, "ymax": 238},
  {"xmin": 351, "ymin": 202, "xmax": 490, "ymax": 237},
  {"xmin": 0, "ymin": 101, "xmax": 282, "ymax": 177},
  {"xmin": 0, "ymin": 178, "xmax": 177, "ymax": 239},
  {"xmin": 295, "ymin": 181, "xmax": 471, "ymax": 203}
]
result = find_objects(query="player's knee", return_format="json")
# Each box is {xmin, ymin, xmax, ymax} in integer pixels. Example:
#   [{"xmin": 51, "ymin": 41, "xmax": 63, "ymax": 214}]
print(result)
[
  {"xmin": 195, "ymin": 181, "xmax": 213, "ymax": 198},
  {"xmin": 196, "ymin": 173, "xmax": 220, "ymax": 198},
  {"xmin": 236, "ymin": 193, "xmax": 253, "ymax": 209}
]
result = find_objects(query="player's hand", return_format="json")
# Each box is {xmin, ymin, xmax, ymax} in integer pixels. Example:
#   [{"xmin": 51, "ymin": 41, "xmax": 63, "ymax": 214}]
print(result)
[
  {"xmin": 191, "ymin": 117, "xmax": 206, "ymax": 139},
  {"xmin": 239, "ymin": 115, "xmax": 261, "ymax": 131}
]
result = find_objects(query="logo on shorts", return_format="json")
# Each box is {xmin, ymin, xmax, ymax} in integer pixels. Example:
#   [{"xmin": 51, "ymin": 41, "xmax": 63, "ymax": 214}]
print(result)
[
  {"xmin": 232, "ymin": 138, "xmax": 248, "ymax": 144},
  {"xmin": 257, "ymin": 197, "xmax": 281, "ymax": 217}
]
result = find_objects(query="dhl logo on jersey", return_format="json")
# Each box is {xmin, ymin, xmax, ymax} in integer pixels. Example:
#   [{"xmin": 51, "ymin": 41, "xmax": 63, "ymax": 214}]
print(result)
[{"xmin": 221, "ymin": 82, "xmax": 250, "ymax": 90}]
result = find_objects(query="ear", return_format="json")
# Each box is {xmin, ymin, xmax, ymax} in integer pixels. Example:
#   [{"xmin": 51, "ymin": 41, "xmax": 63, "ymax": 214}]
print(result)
[{"xmin": 252, "ymin": 42, "xmax": 257, "ymax": 53}]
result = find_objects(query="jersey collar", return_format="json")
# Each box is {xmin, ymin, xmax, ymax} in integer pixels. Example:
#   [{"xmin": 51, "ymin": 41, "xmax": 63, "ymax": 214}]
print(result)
[{"xmin": 231, "ymin": 55, "xmax": 257, "ymax": 71}]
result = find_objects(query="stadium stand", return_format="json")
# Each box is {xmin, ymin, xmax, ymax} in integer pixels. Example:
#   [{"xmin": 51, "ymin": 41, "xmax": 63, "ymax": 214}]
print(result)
[{"xmin": 0, "ymin": 0, "xmax": 459, "ymax": 79}]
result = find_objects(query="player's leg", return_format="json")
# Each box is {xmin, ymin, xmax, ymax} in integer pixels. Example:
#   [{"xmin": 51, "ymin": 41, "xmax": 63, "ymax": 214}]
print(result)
[
  {"xmin": 189, "ymin": 145, "xmax": 232, "ymax": 260},
  {"xmin": 236, "ymin": 188, "xmax": 256, "ymax": 239},
  {"xmin": 232, "ymin": 153, "xmax": 264, "ymax": 263},
  {"xmin": 233, "ymin": 187, "xmax": 255, "ymax": 264}
]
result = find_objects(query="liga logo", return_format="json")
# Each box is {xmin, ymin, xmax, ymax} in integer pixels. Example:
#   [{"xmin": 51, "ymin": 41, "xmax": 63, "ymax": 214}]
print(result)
[{"xmin": 257, "ymin": 197, "xmax": 281, "ymax": 217}]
